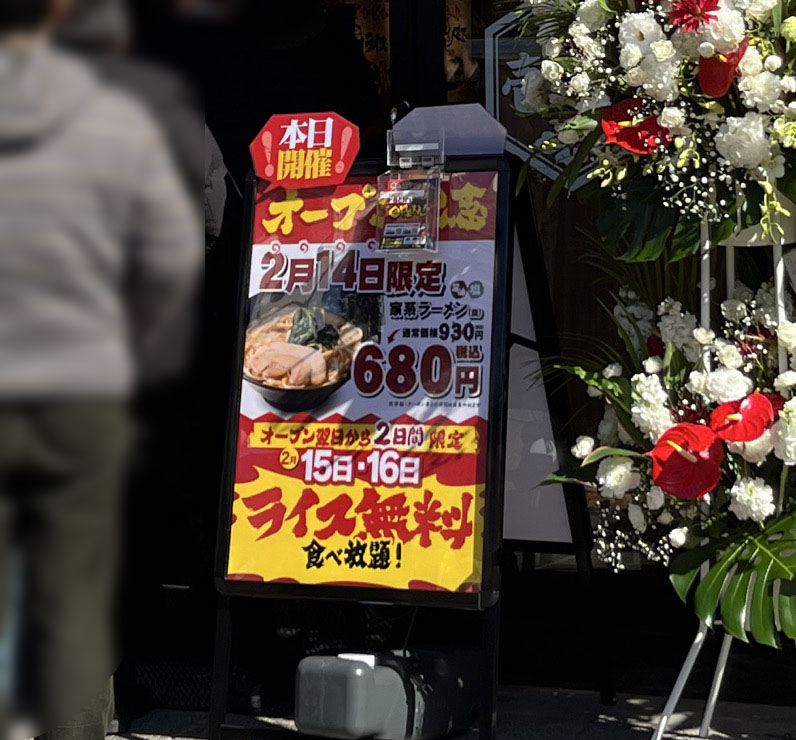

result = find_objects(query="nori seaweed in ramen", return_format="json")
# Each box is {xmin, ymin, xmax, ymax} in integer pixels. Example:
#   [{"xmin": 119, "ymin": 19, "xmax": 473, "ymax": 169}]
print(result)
[{"xmin": 244, "ymin": 308, "xmax": 363, "ymax": 389}]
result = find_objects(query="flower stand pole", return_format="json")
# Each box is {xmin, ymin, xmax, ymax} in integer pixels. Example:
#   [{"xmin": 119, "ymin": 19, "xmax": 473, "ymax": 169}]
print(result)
[{"xmin": 653, "ymin": 212, "xmax": 790, "ymax": 740}]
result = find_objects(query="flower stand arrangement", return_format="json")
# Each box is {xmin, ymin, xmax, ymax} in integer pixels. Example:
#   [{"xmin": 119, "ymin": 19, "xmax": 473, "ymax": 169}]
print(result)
[{"xmin": 511, "ymin": 0, "xmax": 796, "ymax": 735}]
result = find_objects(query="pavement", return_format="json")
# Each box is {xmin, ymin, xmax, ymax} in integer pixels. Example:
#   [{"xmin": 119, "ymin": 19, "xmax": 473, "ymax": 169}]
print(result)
[{"xmin": 108, "ymin": 686, "xmax": 796, "ymax": 739}]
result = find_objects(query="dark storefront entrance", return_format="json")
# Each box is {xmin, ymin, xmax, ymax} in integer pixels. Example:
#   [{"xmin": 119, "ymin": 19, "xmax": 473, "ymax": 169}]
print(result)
[{"xmin": 117, "ymin": 0, "xmax": 796, "ymax": 723}]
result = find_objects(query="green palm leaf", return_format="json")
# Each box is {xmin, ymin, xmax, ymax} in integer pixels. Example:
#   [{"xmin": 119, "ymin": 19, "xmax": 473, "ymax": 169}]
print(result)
[{"xmin": 669, "ymin": 512, "xmax": 796, "ymax": 647}]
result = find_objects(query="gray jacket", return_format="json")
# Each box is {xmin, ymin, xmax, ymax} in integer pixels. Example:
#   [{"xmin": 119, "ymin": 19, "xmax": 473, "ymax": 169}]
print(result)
[{"xmin": 0, "ymin": 44, "xmax": 201, "ymax": 398}]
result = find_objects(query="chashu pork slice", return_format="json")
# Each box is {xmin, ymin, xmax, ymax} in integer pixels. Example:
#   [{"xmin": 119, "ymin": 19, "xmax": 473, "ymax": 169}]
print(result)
[{"xmin": 266, "ymin": 341, "xmax": 327, "ymax": 387}]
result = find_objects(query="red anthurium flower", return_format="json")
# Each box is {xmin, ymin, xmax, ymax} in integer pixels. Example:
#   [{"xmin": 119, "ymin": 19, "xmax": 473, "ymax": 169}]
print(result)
[
  {"xmin": 709, "ymin": 393, "xmax": 774, "ymax": 443},
  {"xmin": 669, "ymin": 0, "xmax": 720, "ymax": 33},
  {"xmin": 650, "ymin": 423, "xmax": 724, "ymax": 500},
  {"xmin": 698, "ymin": 38, "xmax": 749, "ymax": 98},
  {"xmin": 763, "ymin": 392, "xmax": 786, "ymax": 418},
  {"xmin": 601, "ymin": 99, "xmax": 672, "ymax": 156}
]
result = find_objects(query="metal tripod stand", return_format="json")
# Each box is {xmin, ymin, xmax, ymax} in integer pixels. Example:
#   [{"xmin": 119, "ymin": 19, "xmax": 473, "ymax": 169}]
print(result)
[{"xmin": 651, "ymin": 621, "xmax": 733, "ymax": 740}]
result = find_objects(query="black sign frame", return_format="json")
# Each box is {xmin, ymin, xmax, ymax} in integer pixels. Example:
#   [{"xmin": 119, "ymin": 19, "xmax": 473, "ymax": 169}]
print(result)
[{"xmin": 213, "ymin": 156, "xmax": 511, "ymax": 611}]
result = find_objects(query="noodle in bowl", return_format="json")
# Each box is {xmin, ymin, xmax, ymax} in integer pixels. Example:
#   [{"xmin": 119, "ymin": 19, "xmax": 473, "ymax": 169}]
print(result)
[{"xmin": 243, "ymin": 309, "xmax": 364, "ymax": 410}]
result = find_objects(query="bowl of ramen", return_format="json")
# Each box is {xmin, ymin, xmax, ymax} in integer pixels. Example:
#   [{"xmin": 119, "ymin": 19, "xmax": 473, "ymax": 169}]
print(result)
[{"xmin": 243, "ymin": 307, "xmax": 365, "ymax": 411}]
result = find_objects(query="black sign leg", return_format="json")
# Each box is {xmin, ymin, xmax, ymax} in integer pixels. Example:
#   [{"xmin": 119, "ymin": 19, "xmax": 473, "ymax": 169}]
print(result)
[
  {"xmin": 478, "ymin": 598, "xmax": 501, "ymax": 740},
  {"xmin": 209, "ymin": 593, "xmax": 232, "ymax": 740}
]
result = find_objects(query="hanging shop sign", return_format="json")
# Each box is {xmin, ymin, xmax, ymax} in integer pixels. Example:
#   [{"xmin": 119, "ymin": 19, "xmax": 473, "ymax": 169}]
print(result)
[
  {"xmin": 221, "ymin": 167, "xmax": 506, "ymax": 599},
  {"xmin": 250, "ymin": 112, "xmax": 360, "ymax": 190}
]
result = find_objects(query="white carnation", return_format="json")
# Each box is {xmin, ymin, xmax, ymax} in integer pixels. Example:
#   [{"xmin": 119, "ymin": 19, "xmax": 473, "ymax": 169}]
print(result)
[
  {"xmin": 658, "ymin": 299, "xmax": 699, "ymax": 361},
  {"xmin": 650, "ymin": 39, "xmax": 677, "ymax": 62},
  {"xmin": 699, "ymin": 41, "xmax": 716, "ymax": 57},
  {"xmin": 687, "ymin": 370, "xmax": 709, "ymax": 397},
  {"xmin": 644, "ymin": 356, "xmax": 664, "ymax": 374},
  {"xmin": 541, "ymin": 60, "xmax": 564, "ymax": 83},
  {"xmin": 628, "ymin": 503, "xmax": 648, "ymax": 533},
  {"xmin": 558, "ymin": 128, "xmax": 580, "ymax": 145},
  {"xmin": 570, "ymin": 22, "xmax": 605, "ymax": 60},
  {"xmin": 775, "ymin": 371, "xmax": 796, "ymax": 394},
  {"xmin": 704, "ymin": 368, "xmax": 754, "ymax": 404},
  {"xmin": 693, "ymin": 327, "xmax": 715, "ymax": 345},
  {"xmin": 576, "ymin": 0, "xmax": 610, "ymax": 31},
  {"xmin": 659, "ymin": 106, "xmax": 686, "ymax": 131},
  {"xmin": 569, "ymin": 71, "xmax": 591, "ymax": 96},
  {"xmin": 765, "ymin": 55, "xmax": 783, "ymax": 72},
  {"xmin": 669, "ymin": 527, "xmax": 688, "ymax": 548},
  {"xmin": 647, "ymin": 485, "xmax": 665, "ymax": 510},
  {"xmin": 698, "ymin": 6, "xmax": 746, "ymax": 54},
  {"xmin": 631, "ymin": 373, "xmax": 674, "ymax": 442},
  {"xmin": 728, "ymin": 428, "xmax": 774, "ymax": 465},
  {"xmin": 715, "ymin": 113, "xmax": 771, "ymax": 170},
  {"xmin": 603, "ymin": 362, "xmax": 623, "ymax": 378},
  {"xmin": 739, "ymin": 0, "xmax": 778, "ymax": 21},
  {"xmin": 596, "ymin": 456, "xmax": 641, "ymax": 499},
  {"xmin": 715, "ymin": 341, "xmax": 744, "ymax": 369},
  {"xmin": 729, "ymin": 477, "xmax": 775, "ymax": 522},
  {"xmin": 640, "ymin": 55, "xmax": 681, "ymax": 102},
  {"xmin": 733, "ymin": 281, "xmax": 755, "ymax": 302},
  {"xmin": 773, "ymin": 398, "xmax": 796, "ymax": 465},
  {"xmin": 543, "ymin": 38, "xmax": 562, "ymax": 58},
  {"xmin": 778, "ymin": 320, "xmax": 796, "ymax": 351},
  {"xmin": 571, "ymin": 435, "xmax": 595, "ymax": 459},
  {"xmin": 620, "ymin": 43, "xmax": 643, "ymax": 70},
  {"xmin": 721, "ymin": 298, "xmax": 747, "ymax": 322},
  {"xmin": 739, "ymin": 71, "xmax": 784, "ymax": 112},
  {"xmin": 626, "ymin": 66, "xmax": 646, "ymax": 87},
  {"xmin": 672, "ymin": 29, "xmax": 702, "ymax": 56},
  {"xmin": 618, "ymin": 11, "xmax": 664, "ymax": 56},
  {"xmin": 738, "ymin": 47, "xmax": 764, "ymax": 77},
  {"xmin": 598, "ymin": 405, "xmax": 620, "ymax": 445},
  {"xmin": 522, "ymin": 68, "xmax": 546, "ymax": 112}
]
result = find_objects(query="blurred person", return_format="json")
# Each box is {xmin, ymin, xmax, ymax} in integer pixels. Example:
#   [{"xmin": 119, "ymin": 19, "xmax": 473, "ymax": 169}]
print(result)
[
  {"xmin": 56, "ymin": 0, "xmax": 204, "ymax": 213},
  {"xmin": 56, "ymin": 4, "xmax": 214, "ymax": 727},
  {"xmin": 0, "ymin": 1, "xmax": 201, "ymax": 739}
]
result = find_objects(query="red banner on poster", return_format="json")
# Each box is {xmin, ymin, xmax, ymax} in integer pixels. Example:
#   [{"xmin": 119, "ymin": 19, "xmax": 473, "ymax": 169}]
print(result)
[{"xmin": 251, "ymin": 112, "xmax": 360, "ymax": 190}]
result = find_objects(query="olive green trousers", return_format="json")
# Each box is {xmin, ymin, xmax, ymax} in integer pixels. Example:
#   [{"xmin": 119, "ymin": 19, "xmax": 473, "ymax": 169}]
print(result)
[{"xmin": 0, "ymin": 402, "xmax": 130, "ymax": 740}]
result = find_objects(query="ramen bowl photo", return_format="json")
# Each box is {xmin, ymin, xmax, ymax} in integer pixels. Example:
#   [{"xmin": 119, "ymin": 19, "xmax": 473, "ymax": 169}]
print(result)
[{"xmin": 243, "ymin": 307, "xmax": 364, "ymax": 412}]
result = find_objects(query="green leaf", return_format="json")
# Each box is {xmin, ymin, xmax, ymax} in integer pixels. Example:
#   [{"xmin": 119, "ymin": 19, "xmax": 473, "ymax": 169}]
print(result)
[
  {"xmin": 555, "ymin": 364, "xmax": 651, "ymax": 450},
  {"xmin": 541, "ymin": 472, "xmax": 594, "ymax": 487},
  {"xmin": 598, "ymin": 298, "xmax": 641, "ymax": 369},
  {"xmin": 598, "ymin": 0, "xmax": 624, "ymax": 13},
  {"xmin": 546, "ymin": 126, "xmax": 601, "ymax": 208},
  {"xmin": 619, "ymin": 206, "xmax": 676, "ymax": 263},
  {"xmin": 778, "ymin": 579, "xmax": 796, "ymax": 640},
  {"xmin": 671, "ymin": 512, "xmax": 796, "ymax": 646},
  {"xmin": 778, "ymin": 170, "xmax": 796, "ymax": 206},
  {"xmin": 743, "ymin": 181, "xmax": 764, "ymax": 228},
  {"xmin": 669, "ymin": 539, "xmax": 724, "ymax": 603},
  {"xmin": 566, "ymin": 127, "xmax": 602, "ymax": 190},
  {"xmin": 663, "ymin": 342, "xmax": 688, "ymax": 392},
  {"xmin": 720, "ymin": 566, "xmax": 753, "ymax": 642},
  {"xmin": 669, "ymin": 215, "xmax": 701, "ymax": 263},
  {"xmin": 694, "ymin": 540, "xmax": 748, "ymax": 623},
  {"xmin": 564, "ymin": 114, "xmax": 599, "ymax": 132},
  {"xmin": 772, "ymin": 0, "xmax": 782, "ymax": 33},
  {"xmin": 597, "ymin": 206, "xmax": 632, "ymax": 247},
  {"xmin": 581, "ymin": 446, "xmax": 647, "ymax": 467},
  {"xmin": 515, "ymin": 160, "xmax": 529, "ymax": 197},
  {"xmin": 750, "ymin": 557, "xmax": 779, "ymax": 648},
  {"xmin": 714, "ymin": 216, "xmax": 736, "ymax": 246}
]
